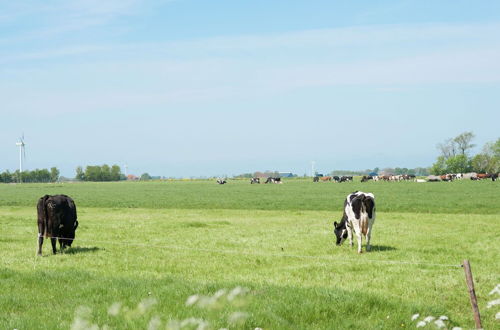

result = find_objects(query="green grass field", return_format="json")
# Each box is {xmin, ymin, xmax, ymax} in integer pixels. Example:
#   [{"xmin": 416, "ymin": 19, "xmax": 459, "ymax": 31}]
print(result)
[{"xmin": 0, "ymin": 179, "xmax": 499, "ymax": 329}]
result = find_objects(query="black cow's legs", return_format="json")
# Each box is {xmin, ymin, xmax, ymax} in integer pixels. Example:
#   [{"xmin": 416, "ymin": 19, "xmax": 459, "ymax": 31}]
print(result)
[
  {"xmin": 37, "ymin": 236, "xmax": 43, "ymax": 256},
  {"xmin": 51, "ymin": 237, "xmax": 57, "ymax": 254}
]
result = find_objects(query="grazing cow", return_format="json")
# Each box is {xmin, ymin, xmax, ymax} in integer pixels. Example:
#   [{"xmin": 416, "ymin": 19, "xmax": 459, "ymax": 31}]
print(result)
[
  {"xmin": 333, "ymin": 191, "xmax": 375, "ymax": 253},
  {"xmin": 313, "ymin": 176, "xmax": 319, "ymax": 182},
  {"xmin": 339, "ymin": 176, "xmax": 353, "ymax": 182},
  {"xmin": 250, "ymin": 177, "xmax": 260, "ymax": 184},
  {"xmin": 477, "ymin": 173, "xmax": 490, "ymax": 180},
  {"xmin": 264, "ymin": 177, "xmax": 281, "ymax": 184},
  {"xmin": 361, "ymin": 175, "xmax": 373, "ymax": 182},
  {"xmin": 37, "ymin": 194, "xmax": 78, "ymax": 255},
  {"xmin": 332, "ymin": 176, "xmax": 340, "ymax": 182},
  {"xmin": 427, "ymin": 175, "xmax": 441, "ymax": 182},
  {"xmin": 321, "ymin": 176, "xmax": 332, "ymax": 182},
  {"xmin": 217, "ymin": 179, "xmax": 227, "ymax": 184},
  {"xmin": 491, "ymin": 173, "xmax": 498, "ymax": 181}
]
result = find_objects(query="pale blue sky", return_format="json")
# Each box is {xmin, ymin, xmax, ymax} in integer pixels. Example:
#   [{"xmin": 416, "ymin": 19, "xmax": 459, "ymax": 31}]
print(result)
[{"xmin": 1, "ymin": 0, "xmax": 500, "ymax": 177}]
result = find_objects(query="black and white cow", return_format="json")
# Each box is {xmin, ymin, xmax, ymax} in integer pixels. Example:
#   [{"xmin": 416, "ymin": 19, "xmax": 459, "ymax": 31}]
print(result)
[
  {"xmin": 250, "ymin": 177, "xmax": 260, "ymax": 184},
  {"xmin": 313, "ymin": 176, "xmax": 319, "ymax": 182},
  {"xmin": 339, "ymin": 176, "xmax": 353, "ymax": 182},
  {"xmin": 264, "ymin": 177, "xmax": 281, "ymax": 184},
  {"xmin": 216, "ymin": 179, "xmax": 227, "ymax": 184},
  {"xmin": 333, "ymin": 191, "xmax": 375, "ymax": 253}
]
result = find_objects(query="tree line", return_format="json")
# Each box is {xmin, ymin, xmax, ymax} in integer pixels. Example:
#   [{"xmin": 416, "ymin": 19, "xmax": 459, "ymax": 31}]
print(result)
[
  {"xmin": 431, "ymin": 132, "xmax": 499, "ymax": 175},
  {"xmin": 0, "ymin": 167, "xmax": 60, "ymax": 183},
  {"xmin": 75, "ymin": 164, "xmax": 124, "ymax": 182}
]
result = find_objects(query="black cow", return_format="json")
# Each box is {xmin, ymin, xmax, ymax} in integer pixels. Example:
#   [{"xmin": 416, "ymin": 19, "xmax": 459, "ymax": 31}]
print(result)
[
  {"xmin": 264, "ymin": 177, "xmax": 281, "ymax": 184},
  {"xmin": 332, "ymin": 176, "xmax": 340, "ymax": 182},
  {"xmin": 313, "ymin": 176, "xmax": 319, "ymax": 182},
  {"xmin": 250, "ymin": 178, "xmax": 260, "ymax": 184},
  {"xmin": 37, "ymin": 194, "xmax": 78, "ymax": 255},
  {"xmin": 217, "ymin": 179, "xmax": 227, "ymax": 184}
]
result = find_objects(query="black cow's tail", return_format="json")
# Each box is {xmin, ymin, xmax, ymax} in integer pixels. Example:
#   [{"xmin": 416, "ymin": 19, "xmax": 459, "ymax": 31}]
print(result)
[{"xmin": 37, "ymin": 195, "xmax": 50, "ymax": 238}]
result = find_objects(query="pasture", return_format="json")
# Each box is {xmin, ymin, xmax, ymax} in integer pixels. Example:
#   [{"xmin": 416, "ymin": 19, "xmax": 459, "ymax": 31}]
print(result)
[{"xmin": 0, "ymin": 179, "xmax": 499, "ymax": 329}]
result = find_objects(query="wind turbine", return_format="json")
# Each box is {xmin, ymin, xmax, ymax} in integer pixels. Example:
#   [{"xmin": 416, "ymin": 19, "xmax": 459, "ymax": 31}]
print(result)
[{"xmin": 15, "ymin": 134, "xmax": 26, "ymax": 178}]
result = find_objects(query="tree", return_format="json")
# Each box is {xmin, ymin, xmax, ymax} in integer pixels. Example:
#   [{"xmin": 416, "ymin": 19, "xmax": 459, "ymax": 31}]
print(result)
[
  {"xmin": 76, "ymin": 166, "xmax": 85, "ymax": 181},
  {"xmin": 430, "ymin": 156, "xmax": 447, "ymax": 175},
  {"xmin": 454, "ymin": 131, "xmax": 476, "ymax": 156},
  {"xmin": 110, "ymin": 165, "xmax": 121, "ymax": 181},
  {"xmin": 50, "ymin": 167, "xmax": 60, "ymax": 182},
  {"xmin": 140, "ymin": 173, "xmax": 152, "ymax": 180},
  {"xmin": 471, "ymin": 153, "xmax": 491, "ymax": 173},
  {"xmin": 471, "ymin": 138, "xmax": 500, "ymax": 173},
  {"xmin": 445, "ymin": 155, "xmax": 472, "ymax": 173},
  {"xmin": 437, "ymin": 138, "xmax": 457, "ymax": 159}
]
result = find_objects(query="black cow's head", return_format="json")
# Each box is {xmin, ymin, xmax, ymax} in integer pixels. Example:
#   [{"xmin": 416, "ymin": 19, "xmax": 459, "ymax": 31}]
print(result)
[{"xmin": 333, "ymin": 221, "xmax": 348, "ymax": 246}]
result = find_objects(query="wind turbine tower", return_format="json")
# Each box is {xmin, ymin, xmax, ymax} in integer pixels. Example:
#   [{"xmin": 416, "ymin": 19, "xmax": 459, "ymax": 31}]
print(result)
[{"xmin": 15, "ymin": 135, "xmax": 26, "ymax": 179}]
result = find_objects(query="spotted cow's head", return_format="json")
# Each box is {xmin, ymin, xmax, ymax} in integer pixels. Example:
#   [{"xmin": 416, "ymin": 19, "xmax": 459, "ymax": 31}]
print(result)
[{"xmin": 333, "ymin": 221, "xmax": 348, "ymax": 246}]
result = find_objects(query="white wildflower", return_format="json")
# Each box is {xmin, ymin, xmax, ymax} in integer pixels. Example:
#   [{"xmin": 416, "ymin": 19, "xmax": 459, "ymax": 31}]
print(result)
[
  {"xmin": 186, "ymin": 295, "xmax": 199, "ymax": 306},
  {"xmin": 438, "ymin": 315, "xmax": 448, "ymax": 321},
  {"xmin": 147, "ymin": 316, "xmax": 162, "ymax": 330},
  {"xmin": 255, "ymin": 328, "xmax": 263, "ymax": 330},
  {"xmin": 227, "ymin": 286, "xmax": 248, "ymax": 301},
  {"xmin": 213, "ymin": 289, "xmax": 227, "ymax": 300},
  {"xmin": 451, "ymin": 327, "xmax": 462, "ymax": 330},
  {"xmin": 71, "ymin": 307, "xmax": 98, "ymax": 330},
  {"xmin": 180, "ymin": 317, "xmax": 209, "ymax": 330},
  {"xmin": 166, "ymin": 320, "xmax": 181, "ymax": 330},
  {"xmin": 411, "ymin": 313, "xmax": 420, "ymax": 321},
  {"xmin": 496, "ymin": 312, "xmax": 500, "ymax": 320},
  {"xmin": 137, "ymin": 297, "xmax": 157, "ymax": 314},
  {"xmin": 416, "ymin": 321, "xmax": 426, "ymax": 328},
  {"xmin": 434, "ymin": 319, "xmax": 446, "ymax": 328},
  {"xmin": 228, "ymin": 312, "xmax": 249, "ymax": 325},
  {"xmin": 423, "ymin": 316, "xmax": 435, "ymax": 322},
  {"xmin": 487, "ymin": 298, "xmax": 500, "ymax": 308},
  {"xmin": 107, "ymin": 302, "xmax": 121, "ymax": 316},
  {"xmin": 489, "ymin": 284, "xmax": 500, "ymax": 296}
]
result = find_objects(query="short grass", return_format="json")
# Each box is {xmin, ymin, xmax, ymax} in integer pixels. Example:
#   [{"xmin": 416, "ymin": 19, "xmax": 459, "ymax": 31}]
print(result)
[{"xmin": 0, "ymin": 180, "xmax": 499, "ymax": 329}]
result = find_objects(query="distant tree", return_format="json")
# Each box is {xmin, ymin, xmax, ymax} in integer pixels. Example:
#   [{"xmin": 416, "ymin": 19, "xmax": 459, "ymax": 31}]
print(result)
[
  {"xmin": 471, "ymin": 153, "xmax": 491, "ymax": 173},
  {"xmin": 470, "ymin": 138, "xmax": 500, "ymax": 173},
  {"xmin": 430, "ymin": 156, "xmax": 447, "ymax": 175},
  {"xmin": 76, "ymin": 166, "xmax": 85, "ymax": 181},
  {"xmin": 454, "ymin": 131, "xmax": 476, "ymax": 156},
  {"xmin": 140, "ymin": 173, "xmax": 152, "ymax": 180},
  {"xmin": 437, "ymin": 138, "xmax": 457, "ymax": 159},
  {"xmin": 445, "ymin": 154, "xmax": 472, "ymax": 173},
  {"xmin": 110, "ymin": 165, "xmax": 121, "ymax": 181},
  {"xmin": 50, "ymin": 167, "xmax": 60, "ymax": 182}
]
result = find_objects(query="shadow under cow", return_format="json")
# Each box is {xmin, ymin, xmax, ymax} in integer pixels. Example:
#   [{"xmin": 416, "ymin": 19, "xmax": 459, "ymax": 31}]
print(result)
[
  {"xmin": 63, "ymin": 246, "xmax": 101, "ymax": 254},
  {"xmin": 368, "ymin": 245, "xmax": 397, "ymax": 252}
]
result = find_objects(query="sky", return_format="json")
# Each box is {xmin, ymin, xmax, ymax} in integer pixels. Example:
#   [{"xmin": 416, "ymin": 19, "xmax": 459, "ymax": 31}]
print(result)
[{"xmin": 1, "ymin": 0, "xmax": 500, "ymax": 178}]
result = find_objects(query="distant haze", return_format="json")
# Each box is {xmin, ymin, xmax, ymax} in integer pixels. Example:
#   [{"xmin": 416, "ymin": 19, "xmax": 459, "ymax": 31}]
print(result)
[{"xmin": 1, "ymin": 1, "xmax": 499, "ymax": 177}]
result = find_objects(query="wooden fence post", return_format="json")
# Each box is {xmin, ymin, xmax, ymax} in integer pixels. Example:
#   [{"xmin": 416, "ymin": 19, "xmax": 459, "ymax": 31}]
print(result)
[{"xmin": 462, "ymin": 259, "xmax": 482, "ymax": 329}]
